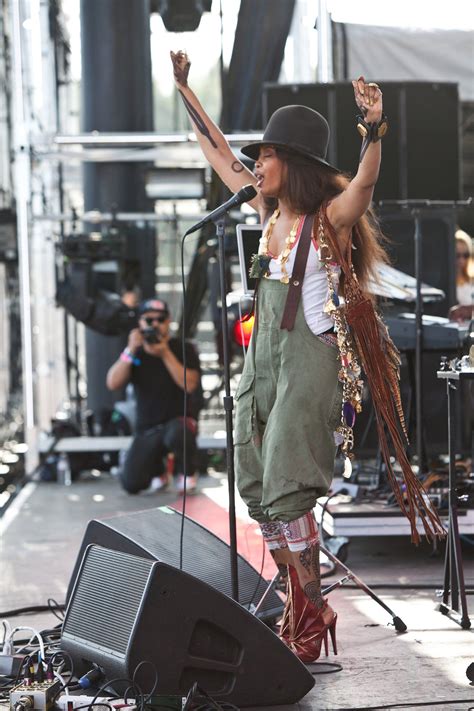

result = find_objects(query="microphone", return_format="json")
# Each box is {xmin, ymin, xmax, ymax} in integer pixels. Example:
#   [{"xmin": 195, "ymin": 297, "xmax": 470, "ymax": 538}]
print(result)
[{"xmin": 184, "ymin": 184, "xmax": 257, "ymax": 236}]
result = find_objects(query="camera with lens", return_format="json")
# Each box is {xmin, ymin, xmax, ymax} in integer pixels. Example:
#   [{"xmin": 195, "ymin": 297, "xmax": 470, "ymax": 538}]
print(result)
[{"xmin": 141, "ymin": 327, "xmax": 161, "ymax": 344}]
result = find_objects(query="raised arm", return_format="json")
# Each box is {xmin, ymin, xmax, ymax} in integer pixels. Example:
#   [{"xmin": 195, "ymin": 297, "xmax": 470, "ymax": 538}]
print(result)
[
  {"xmin": 328, "ymin": 77, "xmax": 385, "ymax": 234},
  {"xmin": 170, "ymin": 51, "xmax": 260, "ymax": 213}
]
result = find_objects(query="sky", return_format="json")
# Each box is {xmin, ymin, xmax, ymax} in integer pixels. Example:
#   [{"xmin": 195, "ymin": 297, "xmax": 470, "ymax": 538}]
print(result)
[{"xmin": 62, "ymin": 0, "xmax": 474, "ymax": 87}]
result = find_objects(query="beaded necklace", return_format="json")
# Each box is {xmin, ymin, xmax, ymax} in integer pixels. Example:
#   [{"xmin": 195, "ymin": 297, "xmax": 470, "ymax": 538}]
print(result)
[{"xmin": 259, "ymin": 208, "xmax": 301, "ymax": 284}]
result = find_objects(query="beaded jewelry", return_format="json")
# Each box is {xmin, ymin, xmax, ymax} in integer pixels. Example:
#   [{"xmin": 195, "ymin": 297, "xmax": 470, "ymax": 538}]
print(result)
[
  {"xmin": 317, "ymin": 212, "xmax": 363, "ymax": 474},
  {"xmin": 250, "ymin": 208, "xmax": 301, "ymax": 284}
]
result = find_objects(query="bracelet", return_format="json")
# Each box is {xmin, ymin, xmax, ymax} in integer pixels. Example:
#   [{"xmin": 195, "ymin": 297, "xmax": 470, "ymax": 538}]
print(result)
[
  {"xmin": 356, "ymin": 113, "xmax": 388, "ymax": 142},
  {"xmin": 357, "ymin": 113, "xmax": 388, "ymax": 162},
  {"xmin": 120, "ymin": 348, "xmax": 141, "ymax": 366}
]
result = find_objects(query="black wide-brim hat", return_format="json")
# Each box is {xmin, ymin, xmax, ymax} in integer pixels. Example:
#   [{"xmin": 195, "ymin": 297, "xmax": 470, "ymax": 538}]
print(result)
[{"xmin": 241, "ymin": 105, "xmax": 339, "ymax": 172}]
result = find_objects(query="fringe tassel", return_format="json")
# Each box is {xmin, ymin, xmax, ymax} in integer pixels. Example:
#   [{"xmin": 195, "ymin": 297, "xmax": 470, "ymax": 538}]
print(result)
[{"xmin": 346, "ymin": 298, "xmax": 446, "ymax": 543}]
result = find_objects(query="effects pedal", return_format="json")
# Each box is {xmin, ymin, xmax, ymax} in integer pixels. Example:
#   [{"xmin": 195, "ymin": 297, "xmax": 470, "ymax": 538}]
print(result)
[{"xmin": 10, "ymin": 680, "xmax": 61, "ymax": 711}]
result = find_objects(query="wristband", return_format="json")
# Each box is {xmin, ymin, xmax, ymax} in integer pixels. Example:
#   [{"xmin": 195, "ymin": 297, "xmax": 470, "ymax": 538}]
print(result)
[
  {"xmin": 120, "ymin": 348, "xmax": 141, "ymax": 366},
  {"xmin": 356, "ymin": 113, "xmax": 388, "ymax": 142},
  {"xmin": 357, "ymin": 113, "xmax": 388, "ymax": 162}
]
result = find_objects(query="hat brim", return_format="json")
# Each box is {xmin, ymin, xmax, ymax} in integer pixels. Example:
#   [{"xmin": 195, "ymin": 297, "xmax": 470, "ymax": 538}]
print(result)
[{"xmin": 240, "ymin": 140, "xmax": 340, "ymax": 173}]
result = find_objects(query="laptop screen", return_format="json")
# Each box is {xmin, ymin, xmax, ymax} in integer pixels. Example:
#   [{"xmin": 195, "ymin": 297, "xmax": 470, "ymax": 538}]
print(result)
[{"xmin": 236, "ymin": 224, "xmax": 263, "ymax": 294}]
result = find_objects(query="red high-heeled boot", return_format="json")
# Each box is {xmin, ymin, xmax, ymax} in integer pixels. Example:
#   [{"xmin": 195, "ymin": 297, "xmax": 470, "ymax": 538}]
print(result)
[{"xmin": 281, "ymin": 567, "xmax": 338, "ymax": 663}]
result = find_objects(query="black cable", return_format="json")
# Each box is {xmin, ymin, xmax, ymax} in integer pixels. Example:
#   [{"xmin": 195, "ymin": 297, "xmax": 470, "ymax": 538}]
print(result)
[
  {"xmin": 48, "ymin": 650, "xmax": 76, "ymax": 700},
  {"xmin": 336, "ymin": 699, "xmax": 474, "ymax": 711},
  {"xmin": 1, "ymin": 654, "xmax": 32, "ymax": 688},
  {"xmin": 47, "ymin": 598, "xmax": 65, "ymax": 621},
  {"xmin": 179, "ymin": 230, "xmax": 190, "ymax": 572},
  {"xmin": 48, "ymin": 650, "xmax": 75, "ymax": 679},
  {"xmin": 307, "ymin": 661, "xmax": 343, "ymax": 675},
  {"xmin": 132, "ymin": 660, "xmax": 158, "ymax": 705},
  {"xmin": 245, "ymin": 525, "xmax": 266, "ymax": 613},
  {"xmin": 88, "ymin": 677, "xmax": 142, "ymax": 711},
  {"xmin": 183, "ymin": 681, "xmax": 240, "ymax": 710},
  {"xmin": 0, "ymin": 604, "xmax": 65, "ymax": 618}
]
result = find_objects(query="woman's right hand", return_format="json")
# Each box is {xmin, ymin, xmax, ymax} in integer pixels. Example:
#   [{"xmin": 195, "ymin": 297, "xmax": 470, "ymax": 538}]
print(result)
[{"xmin": 170, "ymin": 50, "xmax": 191, "ymax": 89}]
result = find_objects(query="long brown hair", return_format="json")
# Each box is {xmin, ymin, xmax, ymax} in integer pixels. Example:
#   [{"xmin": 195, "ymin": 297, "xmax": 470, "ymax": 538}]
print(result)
[{"xmin": 264, "ymin": 148, "xmax": 389, "ymax": 294}]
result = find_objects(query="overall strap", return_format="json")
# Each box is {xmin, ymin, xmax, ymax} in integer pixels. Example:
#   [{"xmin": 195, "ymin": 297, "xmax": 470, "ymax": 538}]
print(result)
[{"xmin": 280, "ymin": 214, "xmax": 315, "ymax": 331}]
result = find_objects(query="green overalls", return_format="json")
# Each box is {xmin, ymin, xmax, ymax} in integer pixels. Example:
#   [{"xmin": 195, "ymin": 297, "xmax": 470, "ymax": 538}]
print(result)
[{"xmin": 234, "ymin": 278, "xmax": 342, "ymax": 524}]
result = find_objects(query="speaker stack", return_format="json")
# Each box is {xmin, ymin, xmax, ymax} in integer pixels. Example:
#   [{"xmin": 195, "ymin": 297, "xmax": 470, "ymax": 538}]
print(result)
[
  {"xmin": 62, "ymin": 507, "xmax": 314, "ymax": 706},
  {"xmin": 263, "ymin": 80, "xmax": 460, "ymax": 203}
]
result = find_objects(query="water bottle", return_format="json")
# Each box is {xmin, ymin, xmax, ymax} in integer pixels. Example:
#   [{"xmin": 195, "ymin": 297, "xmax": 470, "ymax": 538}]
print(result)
[{"xmin": 57, "ymin": 452, "xmax": 72, "ymax": 486}]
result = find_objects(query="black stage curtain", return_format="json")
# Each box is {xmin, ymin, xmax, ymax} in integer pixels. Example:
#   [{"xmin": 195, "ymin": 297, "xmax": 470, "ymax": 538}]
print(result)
[{"xmin": 221, "ymin": 0, "xmax": 295, "ymax": 131}]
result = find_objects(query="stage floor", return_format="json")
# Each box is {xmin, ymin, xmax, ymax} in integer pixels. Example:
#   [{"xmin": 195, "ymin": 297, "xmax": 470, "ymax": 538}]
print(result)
[{"xmin": 1, "ymin": 470, "xmax": 474, "ymax": 710}]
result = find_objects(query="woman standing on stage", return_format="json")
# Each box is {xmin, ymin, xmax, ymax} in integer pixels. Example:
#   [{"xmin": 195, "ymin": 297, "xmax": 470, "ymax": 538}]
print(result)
[{"xmin": 170, "ymin": 50, "xmax": 442, "ymax": 663}]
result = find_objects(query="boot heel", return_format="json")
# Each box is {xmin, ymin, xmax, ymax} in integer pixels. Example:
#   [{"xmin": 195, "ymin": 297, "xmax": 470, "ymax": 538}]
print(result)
[
  {"xmin": 323, "ymin": 629, "xmax": 329, "ymax": 657},
  {"xmin": 329, "ymin": 617, "xmax": 338, "ymax": 655}
]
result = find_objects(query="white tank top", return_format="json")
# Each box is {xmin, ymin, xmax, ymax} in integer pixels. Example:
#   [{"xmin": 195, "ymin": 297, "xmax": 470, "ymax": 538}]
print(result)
[{"xmin": 259, "ymin": 220, "xmax": 338, "ymax": 335}]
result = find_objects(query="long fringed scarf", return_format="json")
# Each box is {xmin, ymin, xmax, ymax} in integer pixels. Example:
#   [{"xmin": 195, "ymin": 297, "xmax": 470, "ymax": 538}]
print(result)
[{"xmin": 319, "ymin": 205, "xmax": 445, "ymax": 544}]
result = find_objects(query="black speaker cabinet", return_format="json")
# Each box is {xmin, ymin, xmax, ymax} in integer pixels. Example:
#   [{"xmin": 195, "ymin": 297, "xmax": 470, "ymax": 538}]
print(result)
[
  {"xmin": 354, "ymin": 350, "xmax": 470, "ymax": 459},
  {"xmin": 263, "ymin": 81, "xmax": 460, "ymax": 202},
  {"xmin": 62, "ymin": 545, "xmax": 314, "ymax": 706},
  {"xmin": 66, "ymin": 506, "xmax": 284, "ymax": 622},
  {"xmin": 378, "ymin": 206, "xmax": 457, "ymax": 314}
]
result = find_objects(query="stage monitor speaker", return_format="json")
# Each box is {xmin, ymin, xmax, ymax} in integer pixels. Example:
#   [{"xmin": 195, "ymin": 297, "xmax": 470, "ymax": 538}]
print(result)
[
  {"xmin": 61, "ymin": 545, "xmax": 314, "ymax": 706},
  {"xmin": 66, "ymin": 506, "xmax": 284, "ymax": 622},
  {"xmin": 263, "ymin": 81, "xmax": 460, "ymax": 202}
]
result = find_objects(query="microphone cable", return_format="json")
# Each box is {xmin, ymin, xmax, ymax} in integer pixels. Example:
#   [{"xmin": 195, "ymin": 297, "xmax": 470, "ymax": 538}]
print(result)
[{"xmin": 178, "ymin": 228, "xmax": 194, "ymax": 571}]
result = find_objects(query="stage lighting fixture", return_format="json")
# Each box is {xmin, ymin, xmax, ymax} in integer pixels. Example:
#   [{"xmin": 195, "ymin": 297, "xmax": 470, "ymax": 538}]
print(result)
[
  {"xmin": 59, "ymin": 231, "xmax": 127, "ymax": 262},
  {"xmin": 145, "ymin": 167, "xmax": 206, "ymax": 200},
  {"xmin": 153, "ymin": 0, "xmax": 212, "ymax": 32}
]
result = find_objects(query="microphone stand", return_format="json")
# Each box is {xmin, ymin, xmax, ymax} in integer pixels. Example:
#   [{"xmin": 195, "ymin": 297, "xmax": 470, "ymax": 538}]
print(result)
[
  {"xmin": 215, "ymin": 215, "xmax": 239, "ymax": 601},
  {"xmin": 412, "ymin": 207, "xmax": 425, "ymax": 473}
]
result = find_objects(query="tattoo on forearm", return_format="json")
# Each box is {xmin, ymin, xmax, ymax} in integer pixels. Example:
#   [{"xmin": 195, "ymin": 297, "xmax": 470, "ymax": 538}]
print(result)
[
  {"xmin": 231, "ymin": 161, "xmax": 244, "ymax": 173},
  {"xmin": 277, "ymin": 563, "xmax": 288, "ymax": 581},
  {"xmin": 179, "ymin": 90, "xmax": 218, "ymax": 149}
]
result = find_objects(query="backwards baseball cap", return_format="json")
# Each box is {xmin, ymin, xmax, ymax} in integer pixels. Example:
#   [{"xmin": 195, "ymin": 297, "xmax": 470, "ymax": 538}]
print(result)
[{"xmin": 138, "ymin": 298, "xmax": 170, "ymax": 316}]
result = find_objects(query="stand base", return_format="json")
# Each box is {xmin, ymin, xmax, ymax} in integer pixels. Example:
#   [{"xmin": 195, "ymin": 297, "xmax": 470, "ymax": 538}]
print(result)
[
  {"xmin": 437, "ymin": 602, "xmax": 472, "ymax": 629},
  {"xmin": 255, "ymin": 548, "xmax": 408, "ymax": 635}
]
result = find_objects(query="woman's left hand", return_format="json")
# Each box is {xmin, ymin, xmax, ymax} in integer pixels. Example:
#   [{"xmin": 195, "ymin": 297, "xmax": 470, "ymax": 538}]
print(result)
[{"xmin": 352, "ymin": 76, "xmax": 383, "ymax": 123}]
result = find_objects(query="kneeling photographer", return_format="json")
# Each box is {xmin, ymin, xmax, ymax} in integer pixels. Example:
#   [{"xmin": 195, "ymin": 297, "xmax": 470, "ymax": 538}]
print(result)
[{"xmin": 106, "ymin": 298, "xmax": 201, "ymax": 494}]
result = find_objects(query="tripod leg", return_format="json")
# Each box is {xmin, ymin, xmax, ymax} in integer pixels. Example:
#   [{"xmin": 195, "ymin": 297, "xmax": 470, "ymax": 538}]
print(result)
[
  {"xmin": 449, "ymin": 506, "xmax": 471, "ymax": 629},
  {"xmin": 320, "ymin": 544, "xmax": 407, "ymax": 633},
  {"xmin": 440, "ymin": 524, "xmax": 451, "ymax": 608},
  {"xmin": 252, "ymin": 571, "xmax": 281, "ymax": 616},
  {"xmin": 437, "ymin": 376, "xmax": 472, "ymax": 629}
]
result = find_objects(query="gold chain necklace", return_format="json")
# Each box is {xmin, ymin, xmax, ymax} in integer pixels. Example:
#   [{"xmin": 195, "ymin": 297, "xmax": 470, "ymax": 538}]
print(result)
[{"xmin": 259, "ymin": 208, "xmax": 301, "ymax": 284}]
